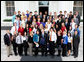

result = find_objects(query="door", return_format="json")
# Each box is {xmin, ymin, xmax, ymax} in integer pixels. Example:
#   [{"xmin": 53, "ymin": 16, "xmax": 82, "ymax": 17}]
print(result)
[{"xmin": 39, "ymin": 7, "xmax": 48, "ymax": 15}]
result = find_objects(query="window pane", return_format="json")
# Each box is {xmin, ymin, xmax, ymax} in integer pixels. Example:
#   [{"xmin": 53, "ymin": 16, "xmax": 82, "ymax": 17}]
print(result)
[
  {"xmin": 73, "ymin": 7, "xmax": 82, "ymax": 16},
  {"xmin": 6, "ymin": 1, "xmax": 15, "ymax": 16},
  {"xmin": 11, "ymin": 11, "xmax": 14, "ymax": 16},
  {"xmin": 7, "ymin": 11, "xmax": 11, "ymax": 16},
  {"xmin": 39, "ymin": 1, "xmax": 49, "ymax": 5},
  {"xmin": 6, "ymin": 1, "xmax": 14, "ymax": 6},
  {"xmin": 11, "ymin": 7, "xmax": 15, "ymax": 12},
  {"xmin": 74, "ymin": 1, "xmax": 83, "ymax": 6},
  {"xmin": 6, "ymin": 7, "xmax": 11, "ymax": 11},
  {"xmin": 11, "ymin": 1, "xmax": 14, "ymax": 6}
]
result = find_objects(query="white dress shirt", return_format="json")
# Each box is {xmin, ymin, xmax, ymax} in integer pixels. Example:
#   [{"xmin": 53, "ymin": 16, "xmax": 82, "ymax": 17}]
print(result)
[
  {"xmin": 68, "ymin": 37, "xmax": 72, "ymax": 43},
  {"xmin": 32, "ymin": 28, "xmax": 37, "ymax": 34},
  {"xmin": 10, "ymin": 26, "xmax": 18, "ymax": 35},
  {"xmin": 46, "ymin": 22, "xmax": 52, "ymax": 30},
  {"xmin": 70, "ymin": 22, "xmax": 76, "ymax": 31},
  {"xmin": 49, "ymin": 31, "xmax": 57, "ymax": 43},
  {"xmin": 16, "ymin": 35, "xmax": 23, "ymax": 44}
]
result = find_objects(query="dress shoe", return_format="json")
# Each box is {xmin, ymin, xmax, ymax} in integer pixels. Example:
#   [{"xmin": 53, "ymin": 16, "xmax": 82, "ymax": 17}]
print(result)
[{"xmin": 8, "ymin": 55, "xmax": 10, "ymax": 57}]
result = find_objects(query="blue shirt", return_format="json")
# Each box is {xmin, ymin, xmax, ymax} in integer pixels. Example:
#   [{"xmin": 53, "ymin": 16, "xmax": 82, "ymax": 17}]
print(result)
[
  {"xmin": 74, "ymin": 28, "xmax": 80, "ymax": 36},
  {"xmin": 33, "ymin": 34, "xmax": 39, "ymax": 43},
  {"xmin": 26, "ymin": 14, "xmax": 29, "ymax": 18},
  {"xmin": 16, "ymin": 20, "xmax": 21, "ymax": 29},
  {"xmin": 62, "ymin": 35, "xmax": 68, "ymax": 44},
  {"xmin": 12, "ymin": 15, "xmax": 16, "ymax": 24},
  {"xmin": 41, "ymin": 22, "xmax": 45, "ymax": 27}
]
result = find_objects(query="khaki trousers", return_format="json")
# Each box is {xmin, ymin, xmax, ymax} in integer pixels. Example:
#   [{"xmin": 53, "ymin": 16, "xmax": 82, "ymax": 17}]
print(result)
[
  {"xmin": 6, "ymin": 45, "xmax": 12, "ymax": 56},
  {"xmin": 28, "ymin": 43, "xmax": 33, "ymax": 56}
]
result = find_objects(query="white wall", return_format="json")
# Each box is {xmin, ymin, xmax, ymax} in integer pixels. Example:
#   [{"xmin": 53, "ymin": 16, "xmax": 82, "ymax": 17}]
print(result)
[
  {"xmin": 15, "ymin": 1, "xmax": 30, "ymax": 14},
  {"xmin": 1, "ymin": 1, "xmax": 83, "ymax": 24},
  {"xmin": 49, "ymin": 1, "xmax": 74, "ymax": 15},
  {"xmin": 49, "ymin": 1, "xmax": 59, "ymax": 15},
  {"xmin": 29, "ymin": 1, "xmax": 38, "ymax": 15}
]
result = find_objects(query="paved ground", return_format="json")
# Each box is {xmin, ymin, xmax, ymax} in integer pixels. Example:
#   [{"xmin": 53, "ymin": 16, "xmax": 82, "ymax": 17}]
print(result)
[{"xmin": 1, "ymin": 23, "xmax": 83, "ymax": 61}]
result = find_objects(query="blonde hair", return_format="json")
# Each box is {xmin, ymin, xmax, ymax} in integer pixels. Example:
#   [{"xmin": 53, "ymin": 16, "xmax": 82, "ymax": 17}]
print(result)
[
  {"xmin": 45, "ymin": 24, "xmax": 48, "ymax": 29},
  {"xmin": 39, "ymin": 24, "xmax": 43, "ymax": 29},
  {"xmin": 30, "ymin": 31, "xmax": 33, "ymax": 36}
]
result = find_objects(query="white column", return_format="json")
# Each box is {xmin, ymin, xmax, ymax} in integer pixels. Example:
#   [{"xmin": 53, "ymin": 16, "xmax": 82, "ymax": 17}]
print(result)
[{"xmin": 1, "ymin": 1, "xmax": 6, "ymax": 23}]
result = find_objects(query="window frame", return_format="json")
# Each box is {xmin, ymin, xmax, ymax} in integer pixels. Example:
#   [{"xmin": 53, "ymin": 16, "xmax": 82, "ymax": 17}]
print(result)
[
  {"xmin": 73, "ymin": 1, "xmax": 83, "ymax": 16},
  {"xmin": 5, "ymin": 1, "xmax": 15, "ymax": 16}
]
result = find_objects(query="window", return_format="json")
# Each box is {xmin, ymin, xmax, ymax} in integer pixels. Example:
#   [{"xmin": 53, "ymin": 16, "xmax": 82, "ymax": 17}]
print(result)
[
  {"xmin": 39, "ymin": 1, "xmax": 49, "ymax": 5},
  {"xmin": 5, "ymin": 1, "xmax": 15, "ymax": 16},
  {"xmin": 73, "ymin": 1, "xmax": 83, "ymax": 16}
]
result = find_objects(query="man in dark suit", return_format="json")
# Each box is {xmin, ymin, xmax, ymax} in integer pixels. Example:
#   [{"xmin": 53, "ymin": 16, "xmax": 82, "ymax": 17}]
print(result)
[
  {"xmin": 17, "ymin": 11, "xmax": 21, "ymax": 20},
  {"xmin": 34, "ymin": 11, "xmax": 38, "ymax": 21},
  {"xmin": 4, "ymin": 30, "xmax": 13, "ymax": 57},
  {"xmin": 57, "ymin": 16, "xmax": 62, "ymax": 29},
  {"xmin": 68, "ymin": 11, "xmax": 73, "ymax": 26},
  {"xmin": 58, "ymin": 11, "xmax": 63, "ymax": 18},
  {"xmin": 40, "ymin": 29, "xmax": 48, "ymax": 56},
  {"xmin": 76, "ymin": 11, "xmax": 80, "ymax": 26},
  {"xmin": 73, "ymin": 30, "xmax": 80, "ymax": 58}
]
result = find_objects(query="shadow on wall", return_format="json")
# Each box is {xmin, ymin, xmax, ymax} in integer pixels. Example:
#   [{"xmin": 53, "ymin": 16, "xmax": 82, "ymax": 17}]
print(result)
[{"xmin": 20, "ymin": 55, "xmax": 62, "ymax": 61}]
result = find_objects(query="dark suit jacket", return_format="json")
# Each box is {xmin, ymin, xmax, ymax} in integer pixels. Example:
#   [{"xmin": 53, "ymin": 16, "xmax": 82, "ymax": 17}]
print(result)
[
  {"xmin": 17, "ymin": 14, "xmax": 21, "ymax": 20},
  {"xmin": 76, "ymin": 15, "xmax": 80, "ymax": 24},
  {"xmin": 4, "ymin": 33, "xmax": 12, "ymax": 46},
  {"xmin": 73, "ymin": 34, "xmax": 80, "ymax": 47},
  {"xmin": 57, "ymin": 20, "xmax": 62, "ymax": 29},
  {"xmin": 40, "ymin": 33, "xmax": 48, "ymax": 45}
]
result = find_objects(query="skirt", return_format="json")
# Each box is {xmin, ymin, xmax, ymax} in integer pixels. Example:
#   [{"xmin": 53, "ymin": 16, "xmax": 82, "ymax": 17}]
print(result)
[{"xmin": 67, "ymin": 43, "xmax": 71, "ymax": 50}]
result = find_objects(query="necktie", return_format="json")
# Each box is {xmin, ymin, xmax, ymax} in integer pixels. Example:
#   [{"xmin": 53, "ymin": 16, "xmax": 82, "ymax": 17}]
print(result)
[
  {"xmin": 50, "ymin": 32, "xmax": 52, "ymax": 41},
  {"xmin": 15, "ymin": 26, "xmax": 17, "ymax": 31},
  {"xmin": 8, "ymin": 34, "xmax": 11, "ymax": 42},
  {"xmin": 20, "ymin": 36, "xmax": 22, "ymax": 44},
  {"xmin": 19, "ymin": 21, "xmax": 20, "ymax": 26}
]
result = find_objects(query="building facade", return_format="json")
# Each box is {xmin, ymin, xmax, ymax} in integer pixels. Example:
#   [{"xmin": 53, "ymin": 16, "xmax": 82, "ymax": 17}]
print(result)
[{"xmin": 1, "ymin": 1, "xmax": 83, "ymax": 24}]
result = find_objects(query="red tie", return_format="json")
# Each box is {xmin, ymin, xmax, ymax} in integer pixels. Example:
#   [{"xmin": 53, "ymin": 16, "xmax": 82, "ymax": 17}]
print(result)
[
  {"xmin": 50, "ymin": 32, "xmax": 52, "ymax": 41},
  {"xmin": 15, "ymin": 26, "xmax": 17, "ymax": 31}
]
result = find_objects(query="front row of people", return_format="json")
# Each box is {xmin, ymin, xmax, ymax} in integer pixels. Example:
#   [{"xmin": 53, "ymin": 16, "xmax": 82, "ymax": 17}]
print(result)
[{"xmin": 4, "ymin": 28, "xmax": 80, "ymax": 58}]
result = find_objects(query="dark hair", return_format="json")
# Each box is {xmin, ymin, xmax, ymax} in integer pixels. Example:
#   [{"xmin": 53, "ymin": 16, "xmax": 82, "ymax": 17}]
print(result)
[
  {"xmin": 70, "ymin": 11, "xmax": 72, "ymax": 13},
  {"xmin": 68, "ymin": 32, "xmax": 71, "ymax": 37},
  {"xmin": 34, "ymin": 11, "xmax": 37, "ymax": 12},
  {"xmin": 64, "ymin": 11, "xmax": 67, "ymax": 12},
  {"xmin": 36, "ymin": 30, "xmax": 39, "ymax": 34},
  {"xmin": 50, "ymin": 27, "xmax": 54, "ymax": 31},
  {"xmin": 30, "ymin": 12, "xmax": 32, "ymax": 13},
  {"xmin": 60, "ymin": 11, "xmax": 62, "ymax": 13},
  {"xmin": 74, "ymin": 29, "xmax": 78, "ymax": 32}
]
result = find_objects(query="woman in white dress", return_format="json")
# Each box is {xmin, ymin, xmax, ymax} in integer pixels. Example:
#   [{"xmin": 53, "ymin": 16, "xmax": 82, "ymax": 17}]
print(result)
[{"xmin": 46, "ymin": 19, "xmax": 52, "ymax": 30}]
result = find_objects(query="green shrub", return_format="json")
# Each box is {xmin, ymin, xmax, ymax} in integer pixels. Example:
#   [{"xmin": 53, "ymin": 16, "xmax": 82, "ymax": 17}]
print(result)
[
  {"xmin": 3, "ymin": 19, "xmax": 12, "ymax": 22},
  {"xmin": 80, "ymin": 20, "xmax": 83, "ymax": 22}
]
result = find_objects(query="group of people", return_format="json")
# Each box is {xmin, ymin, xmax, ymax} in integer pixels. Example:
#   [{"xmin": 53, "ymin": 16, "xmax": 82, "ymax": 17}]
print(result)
[{"xmin": 4, "ymin": 10, "xmax": 80, "ymax": 58}]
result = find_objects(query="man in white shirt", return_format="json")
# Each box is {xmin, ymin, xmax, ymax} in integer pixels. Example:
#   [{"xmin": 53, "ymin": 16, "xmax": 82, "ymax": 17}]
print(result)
[
  {"xmin": 64, "ymin": 11, "xmax": 67, "ymax": 18},
  {"xmin": 49, "ymin": 27, "xmax": 57, "ymax": 56},
  {"xmin": 11, "ymin": 22, "xmax": 18, "ymax": 35},
  {"xmin": 70, "ymin": 19, "xmax": 76, "ymax": 36},
  {"xmin": 16, "ymin": 32, "xmax": 23, "ymax": 56}
]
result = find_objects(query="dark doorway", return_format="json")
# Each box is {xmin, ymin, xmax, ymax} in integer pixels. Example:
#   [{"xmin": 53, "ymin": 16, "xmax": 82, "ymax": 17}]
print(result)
[{"xmin": 39, "ymin": 7, "xmax": 48, "ymax": 15}]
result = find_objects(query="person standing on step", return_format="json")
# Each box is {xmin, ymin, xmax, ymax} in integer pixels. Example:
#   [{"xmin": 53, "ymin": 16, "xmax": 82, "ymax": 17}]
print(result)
[
  {"xmin": 4, "ymin": 30, "xmax": 13, "ymax": 57},
  {"xmin": 16, "ymin": 32, "xmax": 23, "ymax": 56}
]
